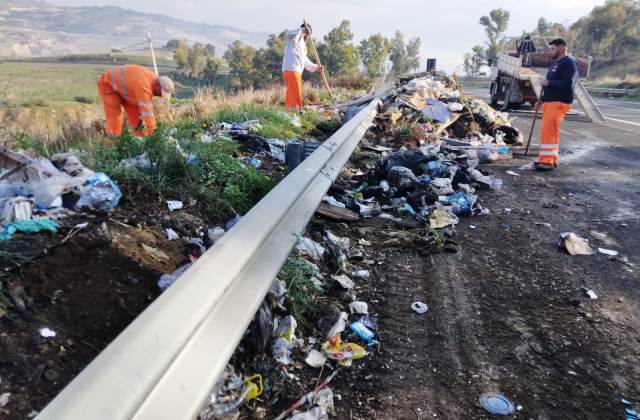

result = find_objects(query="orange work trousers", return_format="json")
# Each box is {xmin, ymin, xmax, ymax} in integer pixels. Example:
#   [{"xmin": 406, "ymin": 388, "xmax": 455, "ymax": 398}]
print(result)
[
  {"xmin": 283, "ymin": 71, "xmax": 302, "ymax": 112},
  {"xmin": 538, "ymin": 102, "xmax": 572, "ymax": 165},
  {"xmin": 97, "ymin": 77, "xmax": 149, "ymax": 137}
]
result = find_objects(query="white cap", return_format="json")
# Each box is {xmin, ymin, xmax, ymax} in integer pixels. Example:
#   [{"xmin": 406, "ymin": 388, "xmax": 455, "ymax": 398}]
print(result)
[{"xmin": 158, "ymin": 76, "xmax": 175, "ymax": 99}]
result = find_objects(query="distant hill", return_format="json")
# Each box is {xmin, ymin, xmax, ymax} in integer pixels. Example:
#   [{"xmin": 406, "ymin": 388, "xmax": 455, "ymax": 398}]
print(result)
[{"xmin": 0, "ymin": 0, "xmax": 269, "ymax": 58}]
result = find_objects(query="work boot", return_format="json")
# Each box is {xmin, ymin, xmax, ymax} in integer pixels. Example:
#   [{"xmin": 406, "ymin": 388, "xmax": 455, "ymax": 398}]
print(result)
[{"xmin": 534, "ymin": 162, "xmax": 554, "ymax": 171}]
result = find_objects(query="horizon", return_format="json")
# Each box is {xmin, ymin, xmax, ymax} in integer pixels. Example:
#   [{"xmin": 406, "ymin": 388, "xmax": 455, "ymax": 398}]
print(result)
[{"xmin": 47, "ymin": 0, "xmax": 607, "ymax": 73}]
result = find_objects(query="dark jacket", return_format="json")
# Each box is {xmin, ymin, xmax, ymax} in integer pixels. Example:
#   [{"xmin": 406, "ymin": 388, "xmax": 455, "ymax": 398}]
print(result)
[{"xmin": 541, "ymin": 55, "xmax": 578, "ymax": 104}]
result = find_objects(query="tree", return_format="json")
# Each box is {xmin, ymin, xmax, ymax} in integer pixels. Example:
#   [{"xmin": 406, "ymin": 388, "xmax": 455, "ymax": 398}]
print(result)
[
  {"xmin": 172, "ymin": 39, "xmax": 190, "ymax": 73},
  {"xmin": 389, "ymin": 31, "xmax": 409, "ymax": 75},
  {"xmin": 463, "ymin": 45, "xmax": 486, "ymax": 76},
  {"xmin": 359, "ymin": 34, "xmax": 390, "ymax": 78},
  {"xmin": 316, "ymin": 20, "xmax": 360, "ymax": 76},
  {"xmin": 533, "ymin": 17, "xmax": 566, "ymax": 37},
  {"xmin": 202, "ymin": 58, "xmax": 219, "ymax": 84},
  {"xmin": 406, "ymin": 37, "xmax": 422, "ymax": 72},
  {"xmin": 479, "ymin": 8, "xmax": 510, "ymax": 60},
  {"xmin": 205, "ymin": 43, "xmax": 216, "ymax": 57},
  {"xmin": 188, "ymin": 43, "xmax": 207, "ymax": 77},
  {"xmin": 252, "ymin": 31, "xmax": 287, "ymax": 88},
  {"xmin": 224, "ymin": 41, "xmax": 257, "ymax": 88},
  {"xmin": 166, "ymin": 39, "xmax": 180, "ymax": 50}
]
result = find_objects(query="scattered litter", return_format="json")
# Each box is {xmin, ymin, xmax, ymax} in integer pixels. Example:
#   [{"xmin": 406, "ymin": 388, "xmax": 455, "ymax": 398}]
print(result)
[
  {"xmin": 332, "ymin": 274, "xmax": 354, "ymax": 290},
  {"xmin": 296, "ymin": 236, "xmax": 326, "ymax": 261},
  {"xmin": 272, "ymin": 315, "xmax": 298, "ymax": 365},
  {"xmin": 349, "ymin": 301, "xmax": 369, "ymax": 315},
  {"xmin": 470, "ymin": 224, "xmax": 477, "ymax": 229},
  {"xmin": 207, "ymin": 226, "xmax": 225, "ymax": 245},
  {"xmin": 479, "ymin": 393, "xmax": 516, "ymax": 416},
  {"xmin": 305, "ymin": 349, "xmax": 328, "ymax": 368},
  {"xmin": 430, "ymin": 209, "xmax": 457, "ymax": 229},
  {"xmin": 0, "ymin": 197, "xmax": 33, "ymax": 225},
  {"xmin": 322, "ymin": 334, "xmax": 366, "ymax": 366},
  {"xmin": 325, "ymin": 231, "xmax": 350, "ymax": 267},
  {"xmin": 411, "ymin": 301, "xmax": 428, "ymax": 314},
  {"xmin": 290, "ymin": 406, "xmax": 328, "ymax": 420},
  {"xmin": 75, "ymin": 172, "xmax": 122, "ymax": 213},
  {"xmin": 266, "ymin": 139, "xmax": 287, "ymax": 162},
  {"xmin": 226, "ymin": 215, "xmax": 242, "ymax": 230},
  {"xmin": 118, "ymin": 152, "xmax": 151, "ymax": 170},
  {"xmin": 274, "ymin": 370, "xmax": 339, "ymax": 420},
  {"xmin": 351, "ymin": 270, "xmax": 370, "ymax": 279},
  {"xmin": 583, "ymin": 288, "xmax": 598, "ymax": 300},
  {"xmin": 166, "ymin": 200, "xmax": 183, "ymax": 212},
  {"xmin": 359, "ymin": 315, "xmax": 378, "ymax": 330},
  {"xmin": 506, "ymin": 170, "xmax": 520, "ymax": 176},
  {"xmin": 39, "ymin": 327, "xmax": 56, "ymax": 338},
  {"xmin": 597, "ymin": 248, "xmax": 618, "ymax": 256},
  {"xmin": 241, "ymin": 156, "xmax": 262, "ymax": 169},
  {"xmin": 0, "ymin": 219, "xmax": 59, "ymax": 241},
  {"xmin": 0, "ymin": 392, "xmax": 10, "ymax": 408},
  {"xmin": 322, "ymin": 196, "xmax": 346, "ymax": 209},
  {"xmin": 158, "ymin": 264, "xmax": 191, "ymax": 291},
  {"xmin": 165, "ymin": 228, "xmax": 179, "ymax": 241},
  {"xmin": 560, "ymin": 232, "xmax": 594, "ymax": 255},
  {"xmin": 326, "ymin": 312, "xmax": 348, "ymax": 339},
  {"xmin": 350, "ymin": 321, "xmax": 375, "ymax": 341}
]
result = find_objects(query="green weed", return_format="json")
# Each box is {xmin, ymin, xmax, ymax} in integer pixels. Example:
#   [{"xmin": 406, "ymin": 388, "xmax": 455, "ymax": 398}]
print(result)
[{"xmin": 278, "ymin": 258, "xmax": 324, "ymax": 327}]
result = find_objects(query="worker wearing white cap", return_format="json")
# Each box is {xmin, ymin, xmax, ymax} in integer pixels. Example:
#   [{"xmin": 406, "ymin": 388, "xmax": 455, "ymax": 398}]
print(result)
[{"xmin": 282, "ymin": 22, "xmax": 322, "ymax": 125}]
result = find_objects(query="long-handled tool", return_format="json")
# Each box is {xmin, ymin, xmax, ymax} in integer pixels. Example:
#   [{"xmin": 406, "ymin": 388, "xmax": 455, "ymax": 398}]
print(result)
[
  {"xmin": 524, "ymin": 90, "xmax": 544, "ymax": 156},
  {"xmin": 303, "ymin": 19, "xmax": 334, "ymax": 101}
]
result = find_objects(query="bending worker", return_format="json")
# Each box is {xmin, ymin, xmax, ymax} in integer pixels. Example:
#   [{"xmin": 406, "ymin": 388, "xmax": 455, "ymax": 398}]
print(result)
[
  {"xmin": 282, "ymin": 22, "xmax": 323, "ymax": 126},
  {"xmin": 97, "ymin": 64, "xmax": 175, "ymax": 137},
  {"xmin": 535, "ymin": 38, "xmax": 578, "ymax": 172}
]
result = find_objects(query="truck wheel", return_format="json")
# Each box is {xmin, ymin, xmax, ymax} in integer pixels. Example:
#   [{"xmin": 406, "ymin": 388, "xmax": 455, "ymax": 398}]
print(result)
[
  {"xmin": 501, "ymin": 82, "xmax": 522, "ymax": 112},
  {"xmin": 490, "ymin": 81, "xmax": 498, "ymax": 106}
]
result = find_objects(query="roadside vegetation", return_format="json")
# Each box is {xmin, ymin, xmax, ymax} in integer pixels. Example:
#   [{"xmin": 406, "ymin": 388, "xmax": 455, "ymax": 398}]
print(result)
[{"xmin": 464, "ymin": 1, "xmax": 640, "ymax": 82}]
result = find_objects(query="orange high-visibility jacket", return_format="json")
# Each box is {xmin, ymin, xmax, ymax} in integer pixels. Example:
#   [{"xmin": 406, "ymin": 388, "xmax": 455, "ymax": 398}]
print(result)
[{"xmin": 97, "ymin": 64, "xmax": 158, "ymax": 136}]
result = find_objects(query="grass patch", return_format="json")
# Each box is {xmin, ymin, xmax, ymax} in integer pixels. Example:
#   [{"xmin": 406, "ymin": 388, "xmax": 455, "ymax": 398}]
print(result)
[
  {"xmin": 278, "ymin": 258, "xmax": 324, "ymax": 327},
  {"xmin": 84, "ymin": 127, "xmax": 274, "ymax": 223},
  {"xmin": 74, "ymin": 95, "xmax": 96, "ymax": 104}
]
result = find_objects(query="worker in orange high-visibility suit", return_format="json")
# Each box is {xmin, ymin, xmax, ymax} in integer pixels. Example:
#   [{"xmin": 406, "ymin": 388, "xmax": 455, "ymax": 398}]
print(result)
[
  {"xmin": 535, "ymin": 38, "xmax": 578, "ymax": 171},
  {"xmin": 97, "ymin": 64, "xmax": 175, "ymax": 137},
  {"xmin": 282, "ymin": 22, "xmax": 322, "ymax": 126}
]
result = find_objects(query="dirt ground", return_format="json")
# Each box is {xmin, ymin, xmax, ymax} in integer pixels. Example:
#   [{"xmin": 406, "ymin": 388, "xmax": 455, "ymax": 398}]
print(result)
[
  {"xmin": 1, "ymin": 106, "xmax": 638, "ymax": 419},
  {"xmin": 322, "ymin": 117, "xmax": 640, "ymax": 419}
]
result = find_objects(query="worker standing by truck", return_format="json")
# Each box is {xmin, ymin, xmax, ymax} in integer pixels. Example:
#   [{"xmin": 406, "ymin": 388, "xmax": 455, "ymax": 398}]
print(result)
[
  {"xmin": 97, "ymin": 64, "xmax": 174, "ymax": 137},
  {"xmin": 282, "ymin": 22, "xmax": 323, "ymax": 127},
  {"xmin": 535, "ymin": 38, "xmax": 578, "ymax": 172}
]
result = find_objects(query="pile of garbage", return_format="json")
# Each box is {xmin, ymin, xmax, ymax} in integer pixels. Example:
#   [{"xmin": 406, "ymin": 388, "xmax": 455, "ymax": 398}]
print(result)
[
  {"xmin": 344, "ymin": 71, "xmax": 522, "ymax": 152},
  {"xmin": 0, "ymin": 147, "xmax": 121, "ymax": 240}
]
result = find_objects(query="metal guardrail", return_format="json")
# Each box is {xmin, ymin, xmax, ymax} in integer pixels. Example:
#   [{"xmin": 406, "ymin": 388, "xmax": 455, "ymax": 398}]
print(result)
[
  {"xmin": 36, "ymin": 99, "xmax": 381, "ymax": 420},
  {"xmin": 585, "ymin": 87, "xmax": 637, "ymax": 95}
]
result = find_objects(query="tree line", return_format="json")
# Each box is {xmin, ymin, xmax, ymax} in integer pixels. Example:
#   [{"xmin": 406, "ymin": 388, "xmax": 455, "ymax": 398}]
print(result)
[
  {"xmin": 463, "ymin": 0, "xmax": 640, "ymax": 76},
  {"xmin": 166, "ymin": 20, "xmax": 422, "ymax": 89}
]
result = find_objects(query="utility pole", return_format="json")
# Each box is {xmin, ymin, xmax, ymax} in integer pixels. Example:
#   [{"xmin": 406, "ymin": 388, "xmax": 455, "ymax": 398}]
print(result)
[{"xmin": 148, "ymin": 31, "xmax": 159, "ymax": 76}]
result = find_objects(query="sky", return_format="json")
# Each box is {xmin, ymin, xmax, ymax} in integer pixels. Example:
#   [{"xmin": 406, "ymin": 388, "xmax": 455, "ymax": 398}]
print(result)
[{"xmin": 49, "ymin": 0, "xmax": 606, "ymax": 73}]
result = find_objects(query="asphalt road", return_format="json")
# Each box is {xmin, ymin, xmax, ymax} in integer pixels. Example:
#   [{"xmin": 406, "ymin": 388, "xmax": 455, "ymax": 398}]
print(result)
[
  {"xmin": 335, "ymin": 101, "xmax": 640, "ymax": 419},
  {"xmin": 462, "ymin": 85, "xmax": 640, "ymax": 129}
]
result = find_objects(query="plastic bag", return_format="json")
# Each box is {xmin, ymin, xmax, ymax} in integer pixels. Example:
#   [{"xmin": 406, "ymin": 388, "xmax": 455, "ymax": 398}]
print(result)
[
  {"xmin": 75, "ymin": 173, "xmax": 122, "ymax": 213},
  {"xmin": 321, "ymin": 334, "xmax": 366, "ymax": 367}
]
